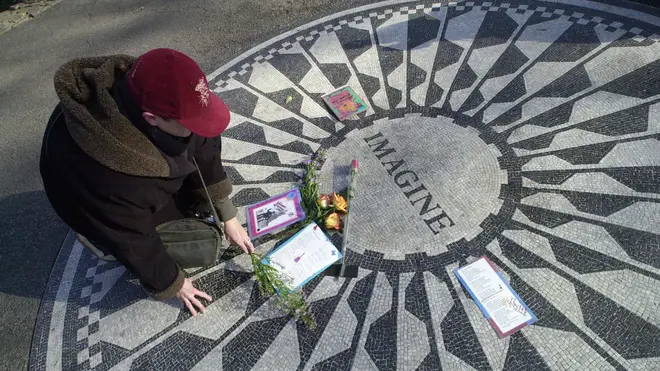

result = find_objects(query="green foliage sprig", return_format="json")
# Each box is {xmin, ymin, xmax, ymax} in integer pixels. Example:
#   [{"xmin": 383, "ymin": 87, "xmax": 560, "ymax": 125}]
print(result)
[{"xmin": 249, "ymin": 253, "xmax": 316, "ymax": 329}]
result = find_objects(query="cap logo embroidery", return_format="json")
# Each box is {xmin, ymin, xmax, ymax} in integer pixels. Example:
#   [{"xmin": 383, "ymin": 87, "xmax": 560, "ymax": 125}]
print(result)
[{"xmin": 195, "ymin": 78, "xmax": 210, "ymax": 107}]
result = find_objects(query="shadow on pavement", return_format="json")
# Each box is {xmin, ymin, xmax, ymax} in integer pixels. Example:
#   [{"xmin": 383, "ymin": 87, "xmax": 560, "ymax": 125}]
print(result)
[{"xmin": 0, "ymin": 190, "xmax": 68, "ymax": 300}]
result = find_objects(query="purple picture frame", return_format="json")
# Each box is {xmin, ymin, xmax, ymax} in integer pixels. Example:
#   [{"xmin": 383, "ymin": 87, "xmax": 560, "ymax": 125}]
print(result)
[{"xmin": 246, "ymin": 188, "xmax": 306, "ymax": 239}]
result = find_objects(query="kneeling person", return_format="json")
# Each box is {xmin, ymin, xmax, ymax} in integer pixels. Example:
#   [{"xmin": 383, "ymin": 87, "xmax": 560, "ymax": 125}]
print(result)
[{"xmin": 39, "ymin": 48, "xmax": 254, "ymax": 315}]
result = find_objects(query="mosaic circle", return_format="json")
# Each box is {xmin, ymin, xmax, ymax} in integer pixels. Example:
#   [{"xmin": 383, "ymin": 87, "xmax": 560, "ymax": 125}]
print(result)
[
  {"xmin": 318, "ymin": 113, "xmax": 510, "ymax": 261},
  {"xmin": 32, "ymin": 1, "xmax": 660, "ymax": 370}
]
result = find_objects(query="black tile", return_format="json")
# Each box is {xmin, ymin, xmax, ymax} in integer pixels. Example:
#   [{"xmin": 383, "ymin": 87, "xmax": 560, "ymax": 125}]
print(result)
[
  {"xmin": 297, "ymin": 291, "xmax": 348, "ymax": 366},
  {"xmin": 268, "ymin": 118, "xmax": 307, "ymax": 138},
  {"xmin": 486, "ymin": 45, "xmax": 529, "ymax": 78},
  {"xmin": 498, "ymin": 235, "xmax": 553, "ymax": 269},
  {"xmin": 517, "ymin": 204, "xmax": 574, "ymax": 228},
  {"xmin": 269, "ymin": 53, "xmax": 312, "ymax": 84},
  {"xmin": 547, "ymin": 235, "xmax": 626, "ymax": 273},
  {"xmin": 94, "ymin": 342, "xmax": 132, "ymax": 371},
  {"xmin": 561, "ymin": 191, "xmax": 637, "ymax": 217},
  {"xmin": 576, "ymin": 104, "xmax": 649, "ymax": 136},
  {"xmin": 521, "ymin": 170, "xmax": 574, "ymax": 185},
  {"xmin": 452, "ymin": 63, "xmax": 477, "ymax": 91},
  {"xmin": 318, "ymin": 63, "xmax": 352, "ymax": 88},
  {"xmin": 310, "ymin": 348, "xmax": 354, "ymax": 371},
  {"xmin": 222, "ymin": 316, "xmax": 291, "ymax": 371},
  {"xmin": 235, "ymin": 150, "xmax": 290, "ymax": 167},
  {"xmin": 365, "ymin": 275, "xmax": 397, "ymax": 371},
  {"xmin": 415, "ymin": 352, "xmax": 442, "ymax": 371},
  {"xmin": 337, "ymin": 26, "xmax": 372, "ymax": 61},
  {"xmin": 510, "ymin": 101, "xmax": 573, "ymax": 129},
  {"xmin": 489, "ymin": 104, "xmax": 522, "ymax": 127},
  {"xmin": 601, "ymin": 166, "xmax": 660, "ymax": 194},
  {"xmin": 575, "ymin": 281, "xmax": 660, "ymax": 359},
  {"xmin": 536, "ymin": 64, "xmax": 592, "ymax": 98},
  {"xmin": 130, "ymin": 332, "xmax": 215, "ymax": 371},
  {"xmin": 602, "ymin": 59, "xmax": 660, "ymax": 98},
  {"xmin": 231, "ymin": 188, "xmax": 271, "ymax": 207},
  {"xmin": 264, "ymin": 88, "xmax": 304, "ymax": 115},
  {"xmin": 553, "ymin": 141, "xmax": 617, "ymax": 165},
  {"xmin": 440, "ymin": 303, "xmax": 490, "ymax": 370},
  {"xmin": 226, "ymin": 166, "xmax": 301, "ymax": 185},
  {"xmin": 510, "ymin": 133, "xmax": 554, "ymax": 151},
  {"xmin": 538, "ymin": 23, "xmax": 601, "ymax": 63},
  {"xmin": 502, "ymin": 332, "xmax": 551, "ymax": 371},
  {"xmin": 191, "ymin": 269, "xmax": 253, "ymax": 308},
  {"xmin": 223, "ymin": 122, "xmax": 269, "ymax": 146},
  {"xmin": 495, "ymin": 264, "xmax": 577, "ymax": 332},
  {"xmin": 491, "ymin": 74, "xmax": 527, "ymax": 103},
  {"xmin": 405, "ymin": 272, "xmax": 431, "ymax": 323},
  {"xmin": 473, "ymin": 10, "xmax": 520, "ymax": 50},
  {"xmin": 214, "ymin": 87, "xmax": 259, "ymax": 118},
  {"xmin": 408, "ymin": 62, "xmax": 428, "ymax": 107},
  {"xmin": 357, "ymin": 72, "xmax": 383, "ymax": 108},
  {"xmin": 348, "ymin": 271, "xmax": 378, "ymax": 324},
  {"xmin": 602, "ymin": 224, "xmax": 660, "ymax": 269}
]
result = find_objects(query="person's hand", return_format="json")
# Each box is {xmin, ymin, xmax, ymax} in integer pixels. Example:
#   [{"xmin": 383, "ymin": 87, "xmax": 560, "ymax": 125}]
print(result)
[
  {"xmin": 176, "ymin": 277, "xmax": 212, "ymax": 316},
  {"xmin": 224, "ymin": 217, "xmax": 255, "ymax": 254}
]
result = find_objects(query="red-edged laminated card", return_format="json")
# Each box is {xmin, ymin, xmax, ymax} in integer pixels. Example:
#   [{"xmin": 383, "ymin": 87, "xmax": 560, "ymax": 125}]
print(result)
[{"xmin": 454, "ymin": 256, "xmax": 537, "ymax": 337}]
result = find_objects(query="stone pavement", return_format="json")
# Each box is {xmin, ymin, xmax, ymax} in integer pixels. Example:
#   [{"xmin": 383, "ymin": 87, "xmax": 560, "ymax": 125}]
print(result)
[{"xmin": 24, "ymin": 0, "xmax": 660, "ymax": 370}]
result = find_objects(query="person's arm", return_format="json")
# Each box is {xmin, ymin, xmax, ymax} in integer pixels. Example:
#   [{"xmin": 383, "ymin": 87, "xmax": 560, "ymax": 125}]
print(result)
[
  {"xmin": 188, "ymin": 136, "xmax": 254, "ymax": 253},
  {"xmin": 188, "ymin": 136, "xmax": 237, "ymax": 221}
]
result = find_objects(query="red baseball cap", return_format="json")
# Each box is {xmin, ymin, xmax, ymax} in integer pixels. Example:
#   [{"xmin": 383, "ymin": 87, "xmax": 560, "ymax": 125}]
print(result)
[{"xmin": 127, "ymin": 48, "xmax": 230, "ymax": 138}]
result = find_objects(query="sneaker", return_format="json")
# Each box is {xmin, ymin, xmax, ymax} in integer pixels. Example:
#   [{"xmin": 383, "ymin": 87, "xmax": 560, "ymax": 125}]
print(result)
[{"xmin": 76, "ymin": 234, "xmax": 117, "ymax": 261}]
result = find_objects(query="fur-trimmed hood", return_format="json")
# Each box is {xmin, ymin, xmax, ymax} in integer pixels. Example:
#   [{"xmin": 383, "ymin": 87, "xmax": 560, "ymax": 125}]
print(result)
[{"xmin": 53, "ymin": 55, "xmax": 174, "ymax": 178}]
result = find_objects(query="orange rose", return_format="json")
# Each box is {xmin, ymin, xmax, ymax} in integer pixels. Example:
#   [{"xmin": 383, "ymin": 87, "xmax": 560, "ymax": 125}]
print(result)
[
  {"xmin": 317, "ymin": 194, "xmax": 331, "ymax": 209},
  {"xmin": 324, "ymin": 213, "xmax": 341, "ymax": 230},
  {"xmin": 332, "ymin": 192, "xmax": 347, "ymax": 213}
]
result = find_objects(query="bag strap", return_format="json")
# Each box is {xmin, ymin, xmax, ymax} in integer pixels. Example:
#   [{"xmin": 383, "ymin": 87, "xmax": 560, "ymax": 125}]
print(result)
[{"xmin": 192, "ymin": 157, "xmax": 224, "ymax": 231}]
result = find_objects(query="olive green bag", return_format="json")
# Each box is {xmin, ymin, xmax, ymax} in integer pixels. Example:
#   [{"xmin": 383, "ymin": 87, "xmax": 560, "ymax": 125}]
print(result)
[{"xmin": 156, "ymin": 158, "xmax": 229, "ymax": 269}]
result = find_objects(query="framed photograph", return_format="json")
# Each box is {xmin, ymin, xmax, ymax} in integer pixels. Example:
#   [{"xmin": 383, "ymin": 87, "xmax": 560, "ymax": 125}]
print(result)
[
  {"xmin": 321, "ymin": 85, "xmax": 368, "ymax": 121},
  {"xmin": 246, "ymin": 188, "xmax": 306, "ymax": 239}
]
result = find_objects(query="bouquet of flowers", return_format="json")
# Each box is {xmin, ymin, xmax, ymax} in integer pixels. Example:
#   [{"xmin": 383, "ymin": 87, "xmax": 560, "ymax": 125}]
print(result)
[
  {"xmin": 279, "ymin": 149, "xmax": 349, "ymax": 237},
  {"xmin": 249, "ymin": 150, "xmax": 349, "ymax": 329}
]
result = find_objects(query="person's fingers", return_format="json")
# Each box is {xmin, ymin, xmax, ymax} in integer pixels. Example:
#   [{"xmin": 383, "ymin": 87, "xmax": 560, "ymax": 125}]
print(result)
[
  {"xmin": 245, "ymin": 237, "xmax": 255, "ymax": 253},
  {"xmin": 183, "ymin": 297, "xmax": 197, "ymax": 316},
  {"xmin": 189, "ymin": 296, "xmax": 206, "ymax": 314},
  {"xmin": 194, "ymin": 289, "xmax": 212, "ymax": 302},
  {"xmin": 235, "ymin": 239, "xmax": 249, "ymax": 254}
]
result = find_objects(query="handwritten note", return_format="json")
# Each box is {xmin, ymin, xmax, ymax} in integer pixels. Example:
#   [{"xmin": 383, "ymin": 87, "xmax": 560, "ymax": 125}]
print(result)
[{"xmin": 266, "ymin": 223, "xmax": 342, "ymax": 290}]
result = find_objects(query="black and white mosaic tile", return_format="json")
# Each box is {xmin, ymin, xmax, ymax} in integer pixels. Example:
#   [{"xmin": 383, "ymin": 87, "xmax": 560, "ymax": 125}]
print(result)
[{"xmin": 31, "ymin": 1, "xmax": 660, "ymax": 370}]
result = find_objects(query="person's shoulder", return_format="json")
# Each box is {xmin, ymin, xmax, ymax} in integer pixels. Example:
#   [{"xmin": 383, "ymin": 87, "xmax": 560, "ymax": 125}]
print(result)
[{"xmin": 192, "ymin": 133, "xmax": 222, "ymax": 158}]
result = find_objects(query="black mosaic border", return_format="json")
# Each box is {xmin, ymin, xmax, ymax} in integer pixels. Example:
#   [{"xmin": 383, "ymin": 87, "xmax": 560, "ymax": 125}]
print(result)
[{"xmin": 210, "ymin": 0, "xmax": 660, "ymax": 87}]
